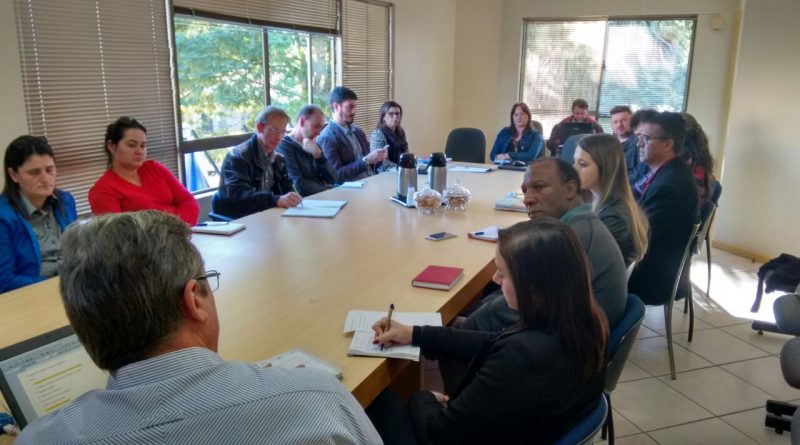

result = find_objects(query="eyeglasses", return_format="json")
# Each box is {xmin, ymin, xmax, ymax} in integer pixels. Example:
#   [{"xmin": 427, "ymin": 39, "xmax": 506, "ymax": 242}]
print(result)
[
  {"xmin": 195, "ymin": 270, "xmax": 221, "ymax": 292},
  {"xmin": 637, "ymin": 134, "xmax": 668, "ymax": 145},
  {"xmin": 387, "ymin": 111, "xmax": 402, "ymax": 116},
  {"xmin": 264, "ymin": 127, "xmax": 285, "ymax": 136}
]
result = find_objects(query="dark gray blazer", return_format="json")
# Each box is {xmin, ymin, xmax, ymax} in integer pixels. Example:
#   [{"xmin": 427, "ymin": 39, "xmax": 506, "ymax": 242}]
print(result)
[{"xmin": 277, "ymin": 135, "xmax": 337, "ymax": 197}]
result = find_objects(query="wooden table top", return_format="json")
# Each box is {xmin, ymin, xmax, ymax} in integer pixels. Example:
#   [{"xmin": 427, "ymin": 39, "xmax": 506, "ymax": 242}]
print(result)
[{"xmin": 0, "ymin": 164, "xmax": 529, "ymax": 411}]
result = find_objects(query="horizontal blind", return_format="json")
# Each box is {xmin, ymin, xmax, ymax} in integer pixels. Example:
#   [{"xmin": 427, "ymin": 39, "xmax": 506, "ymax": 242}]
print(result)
[
  {"xmin": 174, "ymin": 0, "xmax": 338, "ymax": 34},
  {"xmin": 14, "ymin": 0, "xmax": 177, "ymax": 215},
  {"xmin": 341, "ymin": 0, "xmax": 392, "ymax": 132},
  {"xmin": 520, "ymin": 20, "xmax": 605, "ymax": 138},
  {"xmin": 597, "ymin": 19, "xmax": 695, "ymax": 115}
]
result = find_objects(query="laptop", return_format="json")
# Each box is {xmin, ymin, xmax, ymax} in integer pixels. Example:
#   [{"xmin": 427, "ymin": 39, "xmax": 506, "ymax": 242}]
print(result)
[
  {"xmin": 0, "ymin": 326, "xmax": 107, "ymax": 428},
  {"xmin": 557, "ymin": 121, "xmax": 594, "ymax": 142}
]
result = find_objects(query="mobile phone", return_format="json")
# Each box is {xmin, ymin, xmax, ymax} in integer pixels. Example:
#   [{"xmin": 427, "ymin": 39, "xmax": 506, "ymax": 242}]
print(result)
[{"xmin": 426, "ymin": 232, "xmax": 456, "ymax": 241}]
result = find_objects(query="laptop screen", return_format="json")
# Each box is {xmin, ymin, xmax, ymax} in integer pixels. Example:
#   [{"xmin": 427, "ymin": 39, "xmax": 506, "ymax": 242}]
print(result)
[{"xmin": 0, "ymin": 326, "xmax": 107, "ymax": 428}]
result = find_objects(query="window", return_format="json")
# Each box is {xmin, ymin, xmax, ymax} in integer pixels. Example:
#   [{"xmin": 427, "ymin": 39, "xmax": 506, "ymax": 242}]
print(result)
[
  {"xmin": 14, "ymin": 0, "xmax": 177, "ymax": 215},
  {"xmin": 520, "ymin": 17, "xmax": 696, "ymax": 137},
  {"xmin": 175, "ymin": 16, "xmax": 336, "ymax": 191}
]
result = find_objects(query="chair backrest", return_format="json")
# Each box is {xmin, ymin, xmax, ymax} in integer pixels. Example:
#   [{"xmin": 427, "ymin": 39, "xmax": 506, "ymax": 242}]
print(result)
[
  {"xmin": 670, "ymin": 222, "xmax": 702, "ymax": 302},
  {"xmin": 559, "ymin": 134, "xmax": 587, "ymax": 163},
  {"xmin": 625, "ymin": 260, "xmax": 637, "ymax": 283},
  {"xmin": 710, "ymin": 179, "xmax": 722, "ymax": 205},
  {"xmin": 692, "ymin": 201, "xmax": 718, "ymax": 255},
  {"xmin": 780, "ymin": 336, "xmax": 800, "ymax": 389},
  {"xmin": 774, "ymin": 293, "xmax": 800, "ymax": 335},
  {"xmin": 605, "ymin": 294, "xmax": 646, "ymax": 393},
  {"xmin": 552, "ymin": 395, "xmax": 608, "ymax": 445},
  {"xmin": 445, "ymin": 128, "xmax": 486, "ymax": 163}
]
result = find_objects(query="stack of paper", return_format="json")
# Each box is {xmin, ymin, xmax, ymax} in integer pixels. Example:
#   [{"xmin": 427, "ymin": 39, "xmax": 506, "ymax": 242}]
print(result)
[
  {"xmin": 191, "ymin": 222, "xmax": 246, "ymax": 235},
  {"xmin": 282, "ymin": 199, "xmax": 348, "ymax": 218},
  {"xmin": 344, "ymin": 310, "xmax": 443, "ymax": 361},
  {"xmin": 340, "ymin": 181, "xmax": 366, "ymax": 189},
  {"xmin": 256, "ymin": 348, "xmax": 342, "ymax": 379},
  {"xmin": 468, "ymin": 225, "xmax": 499, "ymax": 243},
  {"xmin": 494, "ymin": 193, "xmax": 527, "ymax": 213}
]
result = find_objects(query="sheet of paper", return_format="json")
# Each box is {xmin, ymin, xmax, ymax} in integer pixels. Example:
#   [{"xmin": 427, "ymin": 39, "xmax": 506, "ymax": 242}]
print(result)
[
  {"xmin": 340, "ymin": 181, "xmax": 365, "ymax": 189},
  {"xmin": 300, "ymin": 199, "xmax": 348, "ymax": 208},
  {"xmin": 348, "ymin": 330, "xmax": 421, "ymax": 361},
  {"xmin": 343, "ymin": 310, "xmax": 443, "ymax": 333},
  {"xmin": 449, "ymin": 166, "xmax": 492, "ymax": 173},
  {"xmin": 256, "ymin": 348, "xmax": 342, "ymax": 379}
]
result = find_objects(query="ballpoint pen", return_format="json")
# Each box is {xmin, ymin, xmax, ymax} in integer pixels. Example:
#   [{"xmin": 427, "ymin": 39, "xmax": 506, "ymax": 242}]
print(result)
[
  {"xmin": 196, "ymin": 221, "xmax": 229, "ymax": 226},
  {"xmin": 381, "ymin": 303, "xmax": 395, "ymax": 351},
  {"xmin": 291, "ymin": 184, "xmax": 304, "ymax": 207}
]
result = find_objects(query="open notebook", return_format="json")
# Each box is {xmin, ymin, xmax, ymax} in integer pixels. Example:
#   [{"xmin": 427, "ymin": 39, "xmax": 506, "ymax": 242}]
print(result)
[
  {"xmin": 344, "ymin": 310, "xmax": 443, "ymax": 361},
  {"xmin": 282, "ymin": 199, "xmax": 348, "ymax": 218}
]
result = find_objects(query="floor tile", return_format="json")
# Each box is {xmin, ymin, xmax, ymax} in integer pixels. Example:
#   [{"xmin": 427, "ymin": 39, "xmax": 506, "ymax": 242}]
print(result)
[
  {"xmin": 618, "ymin": 360, "xmax": 652, "ymax": 383},
  {"xmin": 723, "ymin": 323, "xmax": 788, "ymax": 355},
  {"xmin": 673, "ymin": 329, "xmax": 771, "ymax": 365},
  {"xmin": 722, "ymin": 356, "xmax": 800, "ymax": 401},
  {"xmin": 703, "ymin": 253, "xmax": 761, "ymax": 273},
  {"xmin": 636, "ymin": 325, "xmax": 661, "ymax": 340},
  {"xmin": 647, "ymin": 418, "xmax": 758, "ymax": 445},
  {"xmin": 720, "ymin": 407, "xmax": 794, "ymax": 445},
  {"xmin": 641, "ymin": 305, "xmax": 714, "ymax": 336},
  {"xmin": 628, "ymin": 336, "xmax": 714, "ymax": 377},
  {"xmin": 613, "ymin": 378, "xmax": 713, "ymax": 431},
  {"xmin": 659, "ymin": 367, "xmax": 773, "ymax": 416},
  {"xmin": 690, "ymin": 296, "xmax": 753, "ymax": 327},
  {"xmin": 609, "ymin": 409, "xmax": 642, "ymax": 438},
  {"xmin": 597, "ymin": 433, "xmax": 660, "ymax": 445}
]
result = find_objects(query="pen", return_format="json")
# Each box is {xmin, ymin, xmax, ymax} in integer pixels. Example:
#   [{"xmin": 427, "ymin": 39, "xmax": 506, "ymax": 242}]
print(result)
[
  {"xmin": 381, "ymin": 303, "xmax": 395, "ymax": 351},
  {"xmin": 474, "ymin": 231, "xmax": 484, "ymax": 236},
  {"xmin": 291, "ymin": 184, "xmax": 304, "ymax": 207},
  {"xmin": 197, "ymin": 222, "xmax": 229, "ymax": 227}
]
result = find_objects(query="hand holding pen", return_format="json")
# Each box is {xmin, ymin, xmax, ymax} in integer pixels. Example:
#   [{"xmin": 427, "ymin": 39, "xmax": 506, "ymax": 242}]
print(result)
[{"xmin": 372, "ymin": 304, "xmax": 413, "ymax": 349}]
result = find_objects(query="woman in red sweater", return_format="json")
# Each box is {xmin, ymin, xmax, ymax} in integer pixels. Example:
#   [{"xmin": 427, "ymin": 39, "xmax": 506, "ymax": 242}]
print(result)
[{"xmin": 89, "ymin": 117, "xmax": 199, "ymax": 225}]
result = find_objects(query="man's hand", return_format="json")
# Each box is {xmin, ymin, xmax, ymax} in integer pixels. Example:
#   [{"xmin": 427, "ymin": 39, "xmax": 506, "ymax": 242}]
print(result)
[
  {"xmin": 430, "ymin": 391, "xmax": 450, "ymax": 407},
  {"xmin": 495, "ymin": 153, "xmax": 511, "ymax": 161},
  {"xmin": 302, "ymin": 138, "xmax": 323, "ymax": 159},
  {"xmin": 364, "ymin": 147, "xmax": 388, "ymax": 165},
  {"xmin": 277, "ymin": 192, "xmax": 302, "ymax": 208}
]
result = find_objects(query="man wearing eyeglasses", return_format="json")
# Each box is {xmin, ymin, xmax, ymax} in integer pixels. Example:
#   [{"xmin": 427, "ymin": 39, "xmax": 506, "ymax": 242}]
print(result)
[
  {"xmin": 212, "ymin": 105, "xmax": 303, "ymax": 219},
  {"xmin": 628, "ymin": 110, "xmax": 699, "ymax": 306},
  {"xmin": 16, "ymin": 211, "xmax": 382, "ymax": 445}
]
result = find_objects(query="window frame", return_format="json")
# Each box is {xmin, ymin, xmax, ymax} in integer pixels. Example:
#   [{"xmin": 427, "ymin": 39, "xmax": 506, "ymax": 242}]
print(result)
[{"xmin": 518, "ymin": 15, "xmax": 698, "ymax": 134}]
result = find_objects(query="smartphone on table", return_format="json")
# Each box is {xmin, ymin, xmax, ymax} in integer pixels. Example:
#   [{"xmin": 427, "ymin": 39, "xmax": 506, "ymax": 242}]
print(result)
[{"xmin": 426, "ymin": 232, "xmax": 456, "ymax": 241}]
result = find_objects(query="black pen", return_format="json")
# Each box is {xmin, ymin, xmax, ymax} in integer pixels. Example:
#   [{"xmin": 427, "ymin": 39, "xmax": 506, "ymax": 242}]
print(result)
[
  {"xmin": 380, "ymin": 303, "xmax": 395, "ymax": 351},
  {"xmin": 196, "ymin": 222, "xmax": 229, "ymax": 227}
]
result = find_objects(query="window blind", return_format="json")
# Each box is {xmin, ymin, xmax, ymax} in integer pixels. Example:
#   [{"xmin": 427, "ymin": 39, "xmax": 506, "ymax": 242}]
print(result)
[
  {"xmin": 14, "ymin": 0, "xmax": 177, "ymax": 215},
  {"xmin": 519, "ymin": 20, "xmax": 605, "ymax": 139},
  {"xmin": 341, "ymin": 0, "xmax": 392, "ymax": 132},
  {"xmin": 173, "ymin": 0, "xmax": 338, "ymax": 35}
]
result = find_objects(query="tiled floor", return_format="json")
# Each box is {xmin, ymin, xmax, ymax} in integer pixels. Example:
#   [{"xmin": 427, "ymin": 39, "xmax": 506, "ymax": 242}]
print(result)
[{"xmin": 422, "ymin": 247, "xmax": 797, "ymax": 444}]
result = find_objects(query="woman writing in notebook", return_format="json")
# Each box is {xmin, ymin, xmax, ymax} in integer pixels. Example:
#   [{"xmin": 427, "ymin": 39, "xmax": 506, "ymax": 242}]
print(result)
[
  {"xmin": 0, "ymin": 136, "xmax": 78, "ymax": 293},
  {"xmin": 369, "ymin": 218, "xmax": 607, "ymax": 444},
  {"xmin": 573, "ymin": 133, "xmax": 650, "ymax": 265},
  {"xmin": 489, "ymin": 102, "xmax": 544, "ymax": 163},
  {"xmin": 88, "ymin": 117, "xmax": 199, "ymax": 226}
]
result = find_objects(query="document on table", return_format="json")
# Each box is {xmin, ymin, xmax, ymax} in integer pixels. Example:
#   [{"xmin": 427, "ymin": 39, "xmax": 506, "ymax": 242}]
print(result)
[
  {"xmin": 282, "ymin": 199, "xmax": 348, "ymax": 218},
  {"xmin": 256, "ymin": 348, "xmax": 343, "ymax": 379},
  {"xmin": 340, "ymin": 181, "xmax": 366, "ymax": 189},
  {"xmin": 448, "ymin": 166, "xmax": 492, "ymax": 173},
  {"xmin": 348, "ymin": 330, "xmax": 422, "ymax": 361},
  {"xmin": 343, "ymin": 310, "xmax": 443, "ymax": 333}
]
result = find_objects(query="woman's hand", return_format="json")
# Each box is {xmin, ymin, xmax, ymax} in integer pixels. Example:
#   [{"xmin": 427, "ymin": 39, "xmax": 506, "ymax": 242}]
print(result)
[
  {"xmin": 371, "ymin": 318, "xmax": 413, "ymax": 347},
  {"xmin": 495, "ymin": 153, "xmax": 511, "ymax": 161},
  {"xmin": 431, "ymin": 391, "xmax": 449, "ymax": 407}
]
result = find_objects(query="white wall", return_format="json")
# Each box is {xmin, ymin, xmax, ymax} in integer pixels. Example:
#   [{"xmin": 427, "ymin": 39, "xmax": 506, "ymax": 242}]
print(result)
[
  {"xmin": 451, "ymin": 0, "xmax": 739, "ymax": 174},
  {"xmin": 392, "ymin": 0, "xmax": 457, "ymax": 155},
  {"xmin": 714, "ymin": 0, "xmax": 800, "ymax": 258},
  {"xmin": 0, "ymin": 0, "xmax": 29, "ymax": 190}
]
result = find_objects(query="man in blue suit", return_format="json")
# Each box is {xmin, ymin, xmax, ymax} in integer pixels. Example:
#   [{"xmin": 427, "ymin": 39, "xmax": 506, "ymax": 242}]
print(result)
[
  {"xmin": 628, "ymin": 110, "xmax": 699, "ymax": 305},
  {"xmin": 318, "ymin": 87, "xmax": 387, "ymax": 182}
]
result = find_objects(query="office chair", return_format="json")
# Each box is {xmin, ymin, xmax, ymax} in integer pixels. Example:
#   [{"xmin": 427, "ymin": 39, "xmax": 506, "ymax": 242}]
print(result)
[
  {"xmin": 558, "ymin": 134, "xmax": 587, "ymax": 164},
  {"xmin": 444, "ymin": 128, "xmax": 486, "ymax": 163},
  {"xmin": 602, "ymin": 294, "xmax": 646, "ymax": 445},
  {"xmin": 553, "ymin": 395, "xmax": 608, "ymax": 445},
  {"xmin": 764, "ymin": 293, "xmax": 800, "ymax": 439},
  {"xmin": 682, "ymin": 179, "xmax": 722, "ymax": 342}
]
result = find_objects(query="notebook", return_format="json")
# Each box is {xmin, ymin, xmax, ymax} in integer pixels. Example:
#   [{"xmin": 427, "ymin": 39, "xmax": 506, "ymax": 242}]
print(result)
[
  {"xmin": 448, "ymin": 166, "xmax": 492, "ymax": 173},
  {"xmin": 282, "ymin": 199, "xmax": 348, "ymax": 218},
  {"xmin": 340, "ymin": 181, "xmax": 365, "ymax": 189},
  {"xmin": 0, "ymin": 326, "xmax": 108, "ymax": 428},
  {"xmin": 412, "ymin": 265, "xmax": 464, "ymax": 290},
  {"xmin": 344, "ymin": 311, "xmax": 442, "ymax": 362},
  {"xmin": 494, "ymin": 193, "xmax": 527, "ymax": 213},
  {"xmin": 256, "ymin": 348, "xmax": 342, "ymax": 379},
  {"xmin": 468, "ymin": 225, "xmax": 499, "ymax": 243},
  {"xmin": 191, "ymin": 222, "xmax": 246, "ymax": 235}
]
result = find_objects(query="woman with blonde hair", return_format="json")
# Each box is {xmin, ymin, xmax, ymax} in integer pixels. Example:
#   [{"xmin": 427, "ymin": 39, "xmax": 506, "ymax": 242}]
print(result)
[{"xmin": 573, "ymin": 133, "xmax": 649, "ymax": 264}]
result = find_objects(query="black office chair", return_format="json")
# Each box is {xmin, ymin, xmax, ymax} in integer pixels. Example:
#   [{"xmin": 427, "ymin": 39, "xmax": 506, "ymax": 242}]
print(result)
[
  {"xmin": 682, "ymin": 179, "xmax": 723, "ymax": 342},
  {"xmin": 602, "ymin": 294, "xmax": 646, "ymax": 445},
  {"xmin": 444, "ymin": 128, "xmax": 486, "ymax": 163},
  {"xmin": 764, "ymin": 293, "xmax": 800, "ymax": 439},
  {"xmin": 558, "ymin": 134, "xmax": 587, "ymax": 164}
]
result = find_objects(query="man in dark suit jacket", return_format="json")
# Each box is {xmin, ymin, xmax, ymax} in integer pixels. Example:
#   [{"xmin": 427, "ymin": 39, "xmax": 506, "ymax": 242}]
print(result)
[
  {"xmin": 277, "ymin": 104, "xmax": 337, "ymax": 197},
  {"xmin": 212, "ymin": 106, "xmax": 302, "ymax": 219},
  {"xmin": 628, "ymin": 110, "xmax": 699, "ymax": 305},
  {"xmin": 317, "ymin": 86, "xmax": 387, "ymax": 182}
]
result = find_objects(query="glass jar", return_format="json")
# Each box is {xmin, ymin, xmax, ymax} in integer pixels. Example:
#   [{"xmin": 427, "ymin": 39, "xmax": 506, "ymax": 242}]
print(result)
[
  {"xmin": 414, "ymin": 182, "xmax": 443, "ymax": 215},
  {"xmin": 444, "ymin": 179, "xmax": 471, "ymax": 211}
]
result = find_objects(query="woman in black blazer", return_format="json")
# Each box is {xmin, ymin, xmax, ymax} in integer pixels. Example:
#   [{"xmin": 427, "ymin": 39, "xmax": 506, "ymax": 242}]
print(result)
[{"xmin": 370, "ymin": 218, "xmax": 608, "ymax": 444}]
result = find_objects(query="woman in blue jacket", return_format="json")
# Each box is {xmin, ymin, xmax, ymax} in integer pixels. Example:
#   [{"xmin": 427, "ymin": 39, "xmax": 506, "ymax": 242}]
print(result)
[
  {"xmin": 489, "ymin": 102, "xmax": 543, "ymax": 163},
  {"xmin": 0, "ymin": 136, "xmax": 77, "ymax": 293}
]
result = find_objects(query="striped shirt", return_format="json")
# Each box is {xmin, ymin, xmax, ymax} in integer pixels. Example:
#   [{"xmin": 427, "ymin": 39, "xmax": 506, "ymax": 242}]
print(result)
[{"xmin": 17, "ymin": 348, "xmax": 382, "ymax": 445}]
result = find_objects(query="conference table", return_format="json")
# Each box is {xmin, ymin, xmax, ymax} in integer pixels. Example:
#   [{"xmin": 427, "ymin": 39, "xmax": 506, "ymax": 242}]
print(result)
[{"xmin": 0, "ymin": 163, "xmax": 529, "ymax": 439}]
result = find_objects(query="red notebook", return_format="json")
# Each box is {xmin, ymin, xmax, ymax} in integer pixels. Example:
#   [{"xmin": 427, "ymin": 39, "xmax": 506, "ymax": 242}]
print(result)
[{"xmin": 412, "ymin": 265, "xmax": 464, "ymax": 291}]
